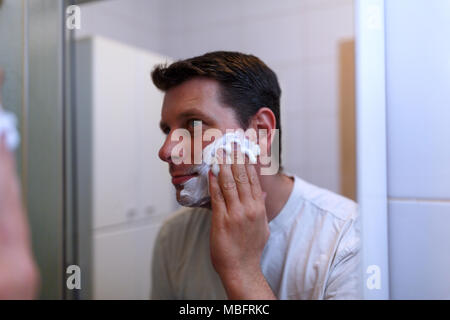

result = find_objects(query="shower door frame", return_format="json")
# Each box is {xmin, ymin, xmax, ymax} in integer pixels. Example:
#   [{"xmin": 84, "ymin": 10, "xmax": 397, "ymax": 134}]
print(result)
[{"xmin": 14, "ymin": 0, "xmax": 91, "ymax": 299}]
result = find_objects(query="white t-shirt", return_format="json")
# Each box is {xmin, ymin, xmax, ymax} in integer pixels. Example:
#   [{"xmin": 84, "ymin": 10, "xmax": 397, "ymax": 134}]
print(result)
[{"xmin": 151, "ymin": 174, "xmax": 362, "ymax": 299}]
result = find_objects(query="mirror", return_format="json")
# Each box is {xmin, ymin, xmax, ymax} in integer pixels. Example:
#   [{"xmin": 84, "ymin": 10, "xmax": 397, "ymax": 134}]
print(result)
[{"xmin": 73, "ymin": 0, "xmax": 359, "ymax": 299}]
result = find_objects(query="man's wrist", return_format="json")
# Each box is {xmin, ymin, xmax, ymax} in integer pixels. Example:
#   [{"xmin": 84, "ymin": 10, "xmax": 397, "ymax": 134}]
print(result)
[{"xmin": 219, "ymin": 267, "xmax": 276, "ymax": 300}]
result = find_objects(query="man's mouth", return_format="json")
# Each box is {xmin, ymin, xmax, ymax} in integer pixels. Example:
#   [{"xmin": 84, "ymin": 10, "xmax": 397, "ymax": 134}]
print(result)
[{"xmin": 171, "ymin": 173, "xmax": 199, "ymax": 185}]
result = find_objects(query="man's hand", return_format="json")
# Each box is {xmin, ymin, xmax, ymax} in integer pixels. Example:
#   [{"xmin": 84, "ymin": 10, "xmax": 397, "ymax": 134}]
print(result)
[
  {"xmin": 0, "ymin": 68, "xmax": 4, "ymax": 102},
  {"xmin": 0, "ymin": 134, "xmax": 39, "ymax": 300},
  {"xmin": 208, "ymin": 149, "xmax": 276, "ymax": 300},
  {"xmin": 0, "ymin": 68, "xmax": 39, "ymax": 299}
]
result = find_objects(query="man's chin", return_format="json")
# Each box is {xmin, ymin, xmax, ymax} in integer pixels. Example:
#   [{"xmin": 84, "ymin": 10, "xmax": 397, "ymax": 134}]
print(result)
[{"xmin": 176, "ymin": 193, "xmax": 211, "ymax": 209}]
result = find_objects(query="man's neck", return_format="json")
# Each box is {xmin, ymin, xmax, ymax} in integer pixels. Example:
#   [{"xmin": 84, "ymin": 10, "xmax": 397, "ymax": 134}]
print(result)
[{"xmin": 259, "ymin": 172, "xmax": 294, "ymax": 222}]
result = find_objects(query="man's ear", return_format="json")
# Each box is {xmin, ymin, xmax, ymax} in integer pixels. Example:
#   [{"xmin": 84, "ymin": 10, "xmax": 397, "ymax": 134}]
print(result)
[{"xmin": 248, "ymin": 107, "xmax": 277, "ymax": 148}]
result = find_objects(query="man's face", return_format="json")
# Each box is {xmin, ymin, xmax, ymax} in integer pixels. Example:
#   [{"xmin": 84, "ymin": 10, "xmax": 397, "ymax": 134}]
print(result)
[{"xmin": 158, "ymin": 77, "xmax": 243, "ymax": 205}]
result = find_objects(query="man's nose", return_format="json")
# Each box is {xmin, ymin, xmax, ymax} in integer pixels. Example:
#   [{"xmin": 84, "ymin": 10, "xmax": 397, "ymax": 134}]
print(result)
[
  {"xmin": 159, "ymin": 135, "xmax": 175, "ymax": 163},
  {"xmin": 159, "ymin": 133, "xmax": 187, "ymax": 163}
]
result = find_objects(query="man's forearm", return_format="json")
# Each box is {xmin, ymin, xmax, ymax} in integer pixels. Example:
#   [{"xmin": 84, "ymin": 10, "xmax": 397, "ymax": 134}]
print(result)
[{"xmin": 220, "ymin": 268, "xmax": 277, "ymax": 300}]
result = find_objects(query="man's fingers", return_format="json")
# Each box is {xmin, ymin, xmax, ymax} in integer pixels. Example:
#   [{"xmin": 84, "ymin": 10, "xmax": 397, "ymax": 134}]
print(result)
[
  {"xmin": 208, "ymin": 170, "xmax": 226, "ymax": 221},
  {"xmin": 217, "ymin": 162, "xmax": 241, "ymax": 213},
  {"xmin": 0, "ymin": 134, "xmax": 15, "ymax": 171},
  {"xmin": 0, "ymin": 68, "xmax": 4, "ymax": 88},
  {"xmin": 230, "ymin": 149, "xmax": 252, "ymax": 204},
  {"xmin": 246, "ymin": 163, "xmax": 263, "ymax": 200},
  {"xmin": 0, "ymin": 68, "xmax": 4, "ymax": 104},
  {"xmin": 0, "ymin": 133, "xmax": 6, "ymax": 153}
]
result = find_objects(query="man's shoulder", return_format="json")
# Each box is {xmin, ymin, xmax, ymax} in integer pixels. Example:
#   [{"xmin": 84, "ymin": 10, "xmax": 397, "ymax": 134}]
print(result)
[{"xmin": 294, "ymin": 175, "xmax": 358, "ymax": 223}]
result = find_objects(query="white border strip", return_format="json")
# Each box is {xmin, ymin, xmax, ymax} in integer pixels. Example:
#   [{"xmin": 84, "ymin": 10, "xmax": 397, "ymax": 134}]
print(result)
[{"xmin": 355, "ymin": 0, "xmax": 390, "ymax": 299}]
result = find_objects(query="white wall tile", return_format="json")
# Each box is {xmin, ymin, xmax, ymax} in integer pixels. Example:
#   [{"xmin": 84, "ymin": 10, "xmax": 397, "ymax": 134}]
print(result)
[
  {"xmin": 385, "ymin": 0, "xmax": 450, "ymax": 200},
  {"xmin": 275, "ymin": 64, "xmax": 305, "ymax": 175},
  {"xmin": 282, "ymin": 120, "xmax": 308, "ymax": 178},
  {"xmin": 302, "ymin": 116, "xmax": 341, "ymax": 192},
  {"xmin": 303, "ymin": 3, "xmax": 354, "ymax": 61},
  {"xmin": 303, "ymin": 0, "xmax": 353, "ymax": 10},
  {"xmin": 162, "ymin": 23, "xmax": 245, "ymax": 59},
  {"xmin": 165, "ymin": 0, "xmax": 303, "ymax": 33},
  {"xmin": 276, "ymin": 62, "xmax": 306, "ymax": 116},
  {"xmin": 303, "ymin": 61, "xmax": 339, "ymax": 118},
  {"xmin": 240, "ymin": 0, "xmax": 305, "ymax": 19},
  {"xmin": 239, "ymin": 12, "xmax": 307, "ymax": 65},
  {"xmin": 388, "ymin": 200, "xmax": 450, "ymax": 299},
  {"xmin": 162, "ymin": 11, "xmax": 307, "ymax": 65},
  {"xmin": 304, "ymin": 116, "xmax": 339, "ymax": 167},
  {"xmin": 78, "ymin": 0, "xmax": 169, "ymax": 53}
]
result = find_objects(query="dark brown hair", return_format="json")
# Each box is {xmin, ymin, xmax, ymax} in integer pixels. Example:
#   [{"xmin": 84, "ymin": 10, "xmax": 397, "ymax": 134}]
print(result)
[{"xmin": 151, "ymin": 51, "xmax": 282, "ymax": 169}]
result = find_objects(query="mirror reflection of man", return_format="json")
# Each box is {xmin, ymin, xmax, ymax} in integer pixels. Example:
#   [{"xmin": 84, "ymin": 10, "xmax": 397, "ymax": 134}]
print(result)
[{"xmin": 151, "ymin": 52, "xmax": 362, "ymax": 299}]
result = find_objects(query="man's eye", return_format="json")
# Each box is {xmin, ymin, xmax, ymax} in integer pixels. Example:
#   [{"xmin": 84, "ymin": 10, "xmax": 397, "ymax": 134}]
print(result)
[{"xmin": 187, "ymin": 119, "xmax": 202, "ymax": 129}]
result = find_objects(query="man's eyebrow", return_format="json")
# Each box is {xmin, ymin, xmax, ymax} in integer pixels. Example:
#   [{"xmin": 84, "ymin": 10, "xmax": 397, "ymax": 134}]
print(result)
[
  {"xmin": 159, "ymin": 109, "xmax": 215, "ymax": 132},
  {"xmin": 177, "ymin": 110, "xmax": 214, "ymax": 123}
]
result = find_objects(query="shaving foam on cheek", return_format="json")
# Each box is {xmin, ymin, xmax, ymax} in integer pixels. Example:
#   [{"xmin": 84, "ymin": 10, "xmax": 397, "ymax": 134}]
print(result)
[
  {"xmin": 178, "ymin": 164, "xmax": 210, "ymax": 207},
  {"xmin": 178, "ymin": 132, "xmax": 260, "ymax": 207},
  {"xmin": 203, "ymin": 133, "xmax": 261, "ymax": 177}
]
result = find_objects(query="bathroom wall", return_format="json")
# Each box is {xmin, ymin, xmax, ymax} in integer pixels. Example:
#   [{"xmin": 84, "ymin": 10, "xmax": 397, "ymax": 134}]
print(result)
[
  {"xmin": 385, "ymin": 0, "xmax": 450, "ymax": 299},
  {"xmin": 77, "ymin": 0, "xmax": 355, "ymax": 196},
  {"xmin": 356, "ymin": 0, "xmax": 450, "ymax": 299}
]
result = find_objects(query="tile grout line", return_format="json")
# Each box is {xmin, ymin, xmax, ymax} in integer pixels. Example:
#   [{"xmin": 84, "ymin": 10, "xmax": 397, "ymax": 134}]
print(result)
[{"xmin": 388, "ymin": 197, "xmax": 450, "ymax": 204}]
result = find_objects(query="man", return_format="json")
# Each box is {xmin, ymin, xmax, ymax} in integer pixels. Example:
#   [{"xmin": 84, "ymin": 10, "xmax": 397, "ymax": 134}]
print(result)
[{"xmin": 150, "ymin": 52, "xmax": 361, "ymax": 299}]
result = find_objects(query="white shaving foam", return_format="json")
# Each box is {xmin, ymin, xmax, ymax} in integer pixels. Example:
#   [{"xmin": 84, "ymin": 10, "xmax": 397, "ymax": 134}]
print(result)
[{"xmin": 178, "ymin": 132, "xmax": 260, "ymax": 207}]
